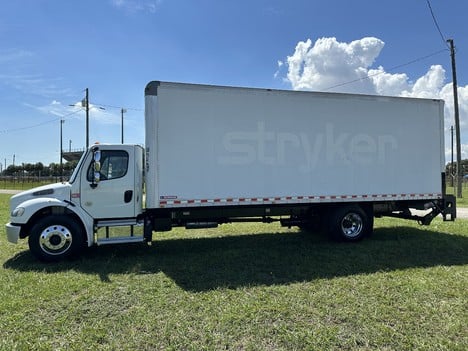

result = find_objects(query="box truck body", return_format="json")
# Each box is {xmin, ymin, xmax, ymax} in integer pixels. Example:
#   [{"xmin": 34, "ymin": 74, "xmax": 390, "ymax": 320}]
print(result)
[
  {"xmin": 145, "ymin": 82, "xmax": 445, "ymax": 208},
  {"xmin": 6, "ymin": 81, "xmax": 456, "ymax": 261}
]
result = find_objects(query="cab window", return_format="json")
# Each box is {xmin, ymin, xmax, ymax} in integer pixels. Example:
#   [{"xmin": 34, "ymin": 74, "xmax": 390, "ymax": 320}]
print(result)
[{"xmin": 87, "ymin": 150, "xmax": 129, "ymax": 181}]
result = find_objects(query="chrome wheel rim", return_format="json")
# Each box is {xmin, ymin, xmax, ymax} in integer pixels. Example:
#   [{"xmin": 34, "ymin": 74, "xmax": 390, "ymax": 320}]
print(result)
[
  {"xmin": 39, "ymin": 225, "xmax": 72, "ymax": 255},
  {"xmin": 341, "ymin": 213, "xmax": 363, "ymax": 238}
]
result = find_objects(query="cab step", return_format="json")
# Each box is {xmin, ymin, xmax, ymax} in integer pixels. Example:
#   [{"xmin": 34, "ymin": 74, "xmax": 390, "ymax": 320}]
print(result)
[{"xmin": 96, "ymin": 236, "xmax": 145, "ymax": 246}]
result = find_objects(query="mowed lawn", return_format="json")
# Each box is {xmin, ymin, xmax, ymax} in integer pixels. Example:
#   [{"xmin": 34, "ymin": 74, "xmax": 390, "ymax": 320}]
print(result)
[{"xmin": 0, "ymin": 193, "xmax": 466, "ymax": 350}]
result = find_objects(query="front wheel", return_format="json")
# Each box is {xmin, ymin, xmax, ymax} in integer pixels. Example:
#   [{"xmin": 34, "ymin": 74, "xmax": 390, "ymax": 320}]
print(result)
[
  {"xmin": 28, "ymin": 215, "xmax": 85, "ymax": 262},
  {"xmin": 328, "ymin": 205, "xmax": 372, "ymax": 242}
]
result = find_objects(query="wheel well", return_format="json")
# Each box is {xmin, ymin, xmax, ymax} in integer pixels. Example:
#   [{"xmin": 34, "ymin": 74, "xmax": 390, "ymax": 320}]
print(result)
[
  {"xmin": 305, "ymin": 202, "xmax": 373, "ymax": 219},
  {"xmin": 20, "ymin": 206, "xmax": 87, "ymax": 243},
  {"xmin": 327, "ymin": 202, "xmax": 374, "ymax": 217}
]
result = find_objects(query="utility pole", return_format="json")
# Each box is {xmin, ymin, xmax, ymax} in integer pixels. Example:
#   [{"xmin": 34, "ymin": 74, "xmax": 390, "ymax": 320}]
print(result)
[
  {"xmin": 60, "ymin": 119, "xmax": 64, "ymax": 182},
  {"xmin": 82, "ymin": 88, "xmax": 90, "ymax": 148},
  {"xmin": 451, "ymin": 125, "xmax": 454, "ymax": 187},
  {"xmin": 121, "ymin": 108, "xmax": 127, "ymax": 144},
  {"xmin": 447, "ymin": 39, "xmax": 462, "ymax": 198}
]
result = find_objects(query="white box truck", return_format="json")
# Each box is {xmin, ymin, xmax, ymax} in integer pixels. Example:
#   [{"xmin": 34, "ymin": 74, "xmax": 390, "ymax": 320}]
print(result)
[{"xmin": 6, "ymin": 81, "xmax": 456, "ymax": 261}]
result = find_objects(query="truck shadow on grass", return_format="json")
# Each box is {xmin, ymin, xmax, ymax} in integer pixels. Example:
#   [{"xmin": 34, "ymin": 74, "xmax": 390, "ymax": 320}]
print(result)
[{"xmin": 4, "ymin": 227, "xmax": 468, "ymax": 292}]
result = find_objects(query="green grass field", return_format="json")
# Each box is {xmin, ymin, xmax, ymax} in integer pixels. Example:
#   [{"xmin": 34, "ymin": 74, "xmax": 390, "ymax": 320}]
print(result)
[{"xmin": 0, "ymin": 193, "xmax": 467, "ymax": 350}]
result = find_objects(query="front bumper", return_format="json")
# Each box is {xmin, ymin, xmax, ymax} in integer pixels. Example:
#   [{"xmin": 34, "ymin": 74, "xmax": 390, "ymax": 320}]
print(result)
[{"xmin": 6, "ymin": 223, "xmax": 21, "ymax": 244}]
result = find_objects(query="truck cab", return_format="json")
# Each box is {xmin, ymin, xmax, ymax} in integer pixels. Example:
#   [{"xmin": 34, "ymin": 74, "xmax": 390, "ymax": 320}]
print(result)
[
  {"xmin": 74, "ymin": 144, "xmax": 144, "ymax": 219},
  {"xmin": 6, "ymin": 144, "xmax": 144, "ymax": 261}
]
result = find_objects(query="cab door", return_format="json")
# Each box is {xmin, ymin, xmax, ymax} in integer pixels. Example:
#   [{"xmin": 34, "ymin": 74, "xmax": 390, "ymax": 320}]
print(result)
[{"xmin": 80, "ymin": 145, "xmax": 138, "ymax": 219}]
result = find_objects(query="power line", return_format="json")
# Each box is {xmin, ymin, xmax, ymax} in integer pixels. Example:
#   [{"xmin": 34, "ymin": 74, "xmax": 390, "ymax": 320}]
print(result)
[
  {"xmin": 426, "ymin": 0, "xmax": 450, "ymax": 49},
  {"xmin": 92, "ymin": 102, "xmax": 143, "ymax": 111},
  {"xmin": 323, "ymin": 48, "xmax": 448, "ymax": 91},
  {"xmin": 0, "ymin": 117, "xmax": 61, "ymax": 133},
  {"xmin": 0, "ymin": 109, "xmax": 82, "ymax": 134}
]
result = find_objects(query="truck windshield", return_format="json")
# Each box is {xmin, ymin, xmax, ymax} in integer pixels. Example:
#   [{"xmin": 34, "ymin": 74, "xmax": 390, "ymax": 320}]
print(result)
[{"xmin": 68, "ymin": 151, "xmax": 88, "ymax": 184}]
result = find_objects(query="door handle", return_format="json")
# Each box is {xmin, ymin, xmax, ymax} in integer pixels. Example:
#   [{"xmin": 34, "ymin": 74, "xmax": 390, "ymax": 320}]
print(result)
[{"xmin": 124, "ymin": 190, "xmax": 133, "ymax": 203}]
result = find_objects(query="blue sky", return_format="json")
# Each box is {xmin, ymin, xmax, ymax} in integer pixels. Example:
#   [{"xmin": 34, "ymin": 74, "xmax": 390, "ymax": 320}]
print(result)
[{"xmin": 1, "ymin": 0, "xmax": 467, "ymax": 168}]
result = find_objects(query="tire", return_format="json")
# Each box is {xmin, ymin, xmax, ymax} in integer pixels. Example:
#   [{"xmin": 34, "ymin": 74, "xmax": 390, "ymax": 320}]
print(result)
[
  {"xmin": 28, "ymin": 215, "xmax": 85, "ymax": 262},
  {"xmin": 328, "ymin": 205, "xmax": 372, "ymax": 242}
]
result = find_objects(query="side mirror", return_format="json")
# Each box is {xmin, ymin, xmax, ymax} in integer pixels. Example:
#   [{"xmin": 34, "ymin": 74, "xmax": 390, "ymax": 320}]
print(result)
[
  {"xmin": 90, "ymin": 148, "xmax": 101, "ymax": 189},
  {"xmin": 94, "ymin": 150, "xmax": 101, "ymax": 162},
  {"xmin": 94, "ymin": 161, "xmax": 101, "ymax": 184}
]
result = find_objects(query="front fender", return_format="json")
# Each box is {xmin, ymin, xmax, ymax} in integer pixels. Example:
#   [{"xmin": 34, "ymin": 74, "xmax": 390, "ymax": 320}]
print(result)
[
  {"xmin": 10, "ymin": 197, "xmax": 95, "ymax": 247},
  {"xmin": 10, "ymin": 197, "xmax": 66, "ymax": 224}
]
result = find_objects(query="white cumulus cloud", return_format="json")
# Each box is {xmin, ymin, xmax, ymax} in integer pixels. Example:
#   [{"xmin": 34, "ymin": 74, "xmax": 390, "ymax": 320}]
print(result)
[
  {"xmin": 286, "ymin": 37, "xmax": 384, "ymax": 94},
  {"xmin": 279, "ymin": 36, "xmax": 468, "ymax": 160}
]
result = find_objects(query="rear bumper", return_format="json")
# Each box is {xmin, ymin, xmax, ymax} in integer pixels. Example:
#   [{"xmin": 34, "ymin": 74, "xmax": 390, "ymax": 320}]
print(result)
[{"xmin": 5, "ymin": 223, "xmax": 21, "ymax": 244}]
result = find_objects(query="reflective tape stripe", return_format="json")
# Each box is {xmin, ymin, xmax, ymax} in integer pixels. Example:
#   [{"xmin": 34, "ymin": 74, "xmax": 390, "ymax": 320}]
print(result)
[{"xmin": 158, "ymin": 193, "xmax": 442, "ymax": 208}]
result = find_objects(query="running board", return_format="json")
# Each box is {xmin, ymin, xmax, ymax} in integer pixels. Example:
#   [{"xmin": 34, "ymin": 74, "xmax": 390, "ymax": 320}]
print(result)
[
  {"xmin": 96, "ymin": 236, "xmax": 145, "ymax": 246},
  {"xmin": 96, "ymin": 219, "xmax": 140, "ymax": 228}
]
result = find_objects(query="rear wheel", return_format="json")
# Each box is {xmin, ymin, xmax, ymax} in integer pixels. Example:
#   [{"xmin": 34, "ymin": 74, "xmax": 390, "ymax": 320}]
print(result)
[
  {"xmin": 329, "ymin": 205, "xmax": 372, "ymax": 242},
  {"xmin": 28, "ymin": 215, "xmax": 85, "ymax": 262}
]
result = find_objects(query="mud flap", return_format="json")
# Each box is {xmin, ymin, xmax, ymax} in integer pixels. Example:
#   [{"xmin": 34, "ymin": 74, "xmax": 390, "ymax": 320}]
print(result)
[{"xmin": 442, "ymin": 194, "xmax": 456, "ymax": 221}]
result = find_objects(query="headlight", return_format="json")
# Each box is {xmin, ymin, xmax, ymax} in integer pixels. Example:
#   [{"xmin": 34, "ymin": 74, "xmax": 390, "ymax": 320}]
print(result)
[{"xmin": 11, "ymin": 207, "xmax": 25, "ymax": 217}]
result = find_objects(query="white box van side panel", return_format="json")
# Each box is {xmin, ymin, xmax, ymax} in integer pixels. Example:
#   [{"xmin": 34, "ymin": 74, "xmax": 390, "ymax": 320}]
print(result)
[{"xmin": 146, "ymin": 82, "xmax": 445, "ymax": 208}]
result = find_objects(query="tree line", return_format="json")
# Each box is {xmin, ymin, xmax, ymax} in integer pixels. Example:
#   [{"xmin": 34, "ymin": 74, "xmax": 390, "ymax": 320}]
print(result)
[
  {"xmin": 445, "ymin": 159, "xmax": 468, "ymax": 178},
  {"xmin": 1, "ymin": 161, "xmax": 78, "ymax": 177}
]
